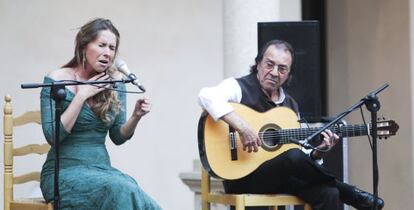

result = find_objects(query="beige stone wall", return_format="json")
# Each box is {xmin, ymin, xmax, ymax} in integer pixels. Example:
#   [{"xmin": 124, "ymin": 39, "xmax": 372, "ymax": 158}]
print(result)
[
  {"xmin": 327, "ymin": 0, "xmax": 413, "ymax": 209},
  {"xmin": 2, "ymin": 0, "xmax": 413, "ymax": 209}
]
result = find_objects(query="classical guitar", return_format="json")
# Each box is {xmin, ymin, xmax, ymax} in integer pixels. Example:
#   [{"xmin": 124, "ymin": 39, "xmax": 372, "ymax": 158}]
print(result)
[{"xmin": 198, "ymin": 103, "xmax": 399, "ymax": 180}]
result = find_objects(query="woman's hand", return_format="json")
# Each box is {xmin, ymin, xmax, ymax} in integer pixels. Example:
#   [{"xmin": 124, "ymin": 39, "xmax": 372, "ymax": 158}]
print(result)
[
  {"xmin": 75, "ymin": 73, "xmax": 110, "ymax": 100},
  {"xmin": 119, "ymin": 97, "xmax": 151, "ymax": 139},
  {"xmin": 133, "ymin": 97, "xmax": 151, "ymax": 117}
]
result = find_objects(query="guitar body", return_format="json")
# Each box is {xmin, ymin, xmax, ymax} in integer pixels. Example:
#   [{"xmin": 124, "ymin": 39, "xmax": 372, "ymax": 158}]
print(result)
[{"xmin": 198, "ymin": 103, "xmax": 301, "ymax": 180}]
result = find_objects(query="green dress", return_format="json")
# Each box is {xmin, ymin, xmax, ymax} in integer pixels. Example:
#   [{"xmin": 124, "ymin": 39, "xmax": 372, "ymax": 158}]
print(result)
[{"xmin": 40, "ymin": 77, "xmax": 161, "ymax": 210}]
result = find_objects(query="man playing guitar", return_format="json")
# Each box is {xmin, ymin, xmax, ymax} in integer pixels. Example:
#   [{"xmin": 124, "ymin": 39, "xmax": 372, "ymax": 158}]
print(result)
[{"xmin": 198, "ymin": 40, "xmax": 384, "ymax": 210}]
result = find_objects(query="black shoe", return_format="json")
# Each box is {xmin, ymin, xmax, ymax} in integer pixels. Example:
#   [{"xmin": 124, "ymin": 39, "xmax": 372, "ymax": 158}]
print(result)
[{"xmin": 351, "ymin": 187, "xmax": 384, "ymax": 210}]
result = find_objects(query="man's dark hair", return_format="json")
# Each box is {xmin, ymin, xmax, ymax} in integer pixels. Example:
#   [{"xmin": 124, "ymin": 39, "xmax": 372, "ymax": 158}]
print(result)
[{"xmin": 249, "ymin": 40, "xmax": 294, "ymax": 74}]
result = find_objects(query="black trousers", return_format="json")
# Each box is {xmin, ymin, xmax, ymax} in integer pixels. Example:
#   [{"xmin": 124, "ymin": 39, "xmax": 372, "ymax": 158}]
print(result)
[{"xmin": 224, "ymin": 148, "xmax": 353, "ymax": 210}]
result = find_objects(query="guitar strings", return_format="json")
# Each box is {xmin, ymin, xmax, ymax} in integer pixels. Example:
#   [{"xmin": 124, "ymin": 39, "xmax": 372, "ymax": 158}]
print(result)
[
  {"xmin": 256, "ymin": 124, "xmax": 368, "ymax": 136},
  {"xmin": 256, "ymin": 125, "xmax": 369, "ymax": 142}
]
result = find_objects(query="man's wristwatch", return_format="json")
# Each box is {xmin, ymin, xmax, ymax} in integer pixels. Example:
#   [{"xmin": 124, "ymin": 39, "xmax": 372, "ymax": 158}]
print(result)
[{"xmin": 310, "ymin": 149, "xmax": 320, "ymax": 161}]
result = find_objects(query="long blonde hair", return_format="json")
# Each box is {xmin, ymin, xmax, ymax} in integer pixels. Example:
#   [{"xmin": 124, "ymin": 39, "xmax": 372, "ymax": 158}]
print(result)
[
  {"xmin": 90, "ymin": 67, "xmax": 121, "ymax": 124},
  {"xmin": 63, "ymin": 18, "xmax": 121, "ymax": 124}
]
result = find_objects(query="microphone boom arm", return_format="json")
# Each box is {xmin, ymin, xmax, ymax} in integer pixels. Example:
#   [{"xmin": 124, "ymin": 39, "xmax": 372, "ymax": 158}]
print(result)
[
  {"xmin": 296, "ymin": 84, "xmax": 389, "ymax": 148},
  {"xmin": 21, "ymin": 78, "xmax": 137, "ymax": 89}
]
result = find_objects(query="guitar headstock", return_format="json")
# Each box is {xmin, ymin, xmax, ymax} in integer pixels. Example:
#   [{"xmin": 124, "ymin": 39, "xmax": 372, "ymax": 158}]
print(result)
[{"xmin": 377, "ymin": 118, "xmax": 399, "ymax": 139}]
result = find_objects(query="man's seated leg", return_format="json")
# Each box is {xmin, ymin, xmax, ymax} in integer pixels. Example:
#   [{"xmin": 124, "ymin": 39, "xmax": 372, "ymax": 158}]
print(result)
[
  {"xmin": 294, "ymin": 183, "xmax": 342, "ymax": 210},
  {"xmin": 336, "ymin": 181, "xmax": 384, "ymax": 210}
]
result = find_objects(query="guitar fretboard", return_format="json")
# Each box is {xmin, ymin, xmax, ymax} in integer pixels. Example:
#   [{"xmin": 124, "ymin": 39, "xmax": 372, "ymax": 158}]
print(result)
[{"xmin": 263, "ymin": 124, "xmax": 369, "ymax": 144}]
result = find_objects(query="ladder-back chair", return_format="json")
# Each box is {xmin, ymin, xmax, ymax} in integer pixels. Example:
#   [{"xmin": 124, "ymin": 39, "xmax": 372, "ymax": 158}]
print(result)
[{"xmin": 3, "ymin": 95, "xmax": 53, "ymax": 210}]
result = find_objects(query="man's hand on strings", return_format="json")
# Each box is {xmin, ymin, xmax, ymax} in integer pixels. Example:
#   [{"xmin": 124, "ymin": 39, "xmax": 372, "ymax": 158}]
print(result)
[
  {"xmin": 239, "ymin": 126, "xmax": 262, "ymax": 153},
  {"xmin": 318, "ymin": 129, "xmax": 340, "ymax": 151},
  {"xmin": 221, "ymin": 111, "xmax": 262, "ymax": 153}
]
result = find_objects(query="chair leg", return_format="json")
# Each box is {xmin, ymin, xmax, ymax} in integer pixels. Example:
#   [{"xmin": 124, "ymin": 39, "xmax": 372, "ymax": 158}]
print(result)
[
  {"xmin": 201, "ymin": 200, "xmax": 210, "ymax": 210},
  {"xmin": 235, "ymin": 195, "xmax": 245, "ymax": 210},
  {"xmin": 304, "ymin": 203, "xmax": 312, "ymax": 210},
  {"xmin": 201, "ymin": 168, "xmax": 210, "ymax": 210},
  {"xmin": 235, "ymin": 205, "xmax": 245, "ymax": 210}
]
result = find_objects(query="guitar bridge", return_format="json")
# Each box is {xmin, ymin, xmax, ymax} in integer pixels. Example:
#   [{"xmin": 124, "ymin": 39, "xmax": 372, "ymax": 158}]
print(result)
[{"xmin": 229, "ymin": 127, "xmax": 238, "ymax": 161}]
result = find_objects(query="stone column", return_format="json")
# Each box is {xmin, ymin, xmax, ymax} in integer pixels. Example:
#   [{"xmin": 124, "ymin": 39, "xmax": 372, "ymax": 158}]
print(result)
[{"xmin": 223, "ymin": 0, "xmax": 301, "ymax": 78}]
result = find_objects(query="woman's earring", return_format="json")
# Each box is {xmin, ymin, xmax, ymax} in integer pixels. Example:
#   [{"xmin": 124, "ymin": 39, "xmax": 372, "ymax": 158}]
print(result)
[{"xmin": 82, "ymin": 52, "xmax": 87, "ymax": 70}]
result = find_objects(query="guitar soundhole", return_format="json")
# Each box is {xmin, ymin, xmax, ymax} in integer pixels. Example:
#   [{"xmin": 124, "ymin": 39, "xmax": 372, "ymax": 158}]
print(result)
[{"xmin": 260, "ymin": 124, "xmax": 282, "ymax": 151}]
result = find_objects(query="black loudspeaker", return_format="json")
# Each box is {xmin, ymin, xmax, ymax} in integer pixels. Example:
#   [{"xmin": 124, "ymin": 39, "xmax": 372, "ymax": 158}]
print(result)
[{"xmin": 258, "ymin": 21, "xmax": 322, "ymax": 122}]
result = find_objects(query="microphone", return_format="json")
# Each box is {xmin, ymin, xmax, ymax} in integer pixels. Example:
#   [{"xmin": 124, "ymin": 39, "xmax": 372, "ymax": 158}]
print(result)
[
  {"xmin": 289, "ymin": 138, "xmax": 313, "ymax": 149},
  {"xmin": 115, "ymin": 59, "xmax": 146, "ymax": 92}
]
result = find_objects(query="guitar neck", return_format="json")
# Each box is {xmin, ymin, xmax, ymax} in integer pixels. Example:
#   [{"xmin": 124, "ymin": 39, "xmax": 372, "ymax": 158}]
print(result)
[{"xmin": 278, "ymin": 124, "xmax": 369, "ymax": 140}]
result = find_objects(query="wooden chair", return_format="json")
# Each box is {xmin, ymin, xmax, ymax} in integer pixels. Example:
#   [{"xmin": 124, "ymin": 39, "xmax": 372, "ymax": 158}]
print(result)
[
  {"xmin": 3, "ymin": 95, "xmax": 53, "ymax": 210},
  {"xmin": 201, "ymin": 168, "xmax": 312, "ymax": 210}
]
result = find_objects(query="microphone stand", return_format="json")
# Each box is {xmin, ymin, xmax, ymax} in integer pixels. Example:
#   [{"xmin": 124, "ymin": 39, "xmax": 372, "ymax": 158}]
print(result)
[
  {"xmin": 292, "ymin": 84, "xmax": 388, "ymax": 210},
  {"xmin": 21, "ymin": 78, "xmax": 137, "ymax": 210},
  {"xmin": 365, "ymin": 91, "xmax": 381, "ymax": 210}
]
